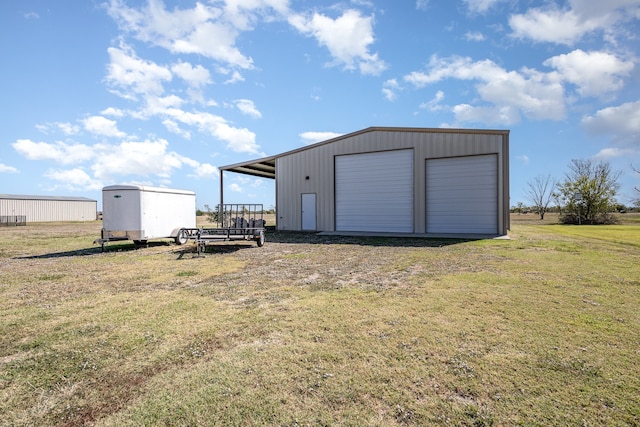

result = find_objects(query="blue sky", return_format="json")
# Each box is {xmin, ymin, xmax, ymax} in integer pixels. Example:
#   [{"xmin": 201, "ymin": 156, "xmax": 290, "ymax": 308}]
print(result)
[{"xmin": 1, "ymin": 0, "xmax": 639, "ymax": 210}]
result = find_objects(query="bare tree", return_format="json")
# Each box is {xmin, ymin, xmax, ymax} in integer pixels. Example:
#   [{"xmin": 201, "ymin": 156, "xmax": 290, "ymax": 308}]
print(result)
[{"xmin": 525, "ymin": 174, "xmax": 557, "ymax": 220}]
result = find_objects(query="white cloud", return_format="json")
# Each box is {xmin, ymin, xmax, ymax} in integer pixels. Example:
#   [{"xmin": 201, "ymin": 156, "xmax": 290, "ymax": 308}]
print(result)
[
  {"xmin": 582, "ymin": 100, "xmax": 640, "ymax": 141},
  {"xmin": 228, "ymin": 183, "xmax": 243, "ymax": 192},
  {"xmin": 214, "ymin": 123, "xmax": 261, "ymax": 154},
  {"xmin": 226, "ymin": 175, "xmax": 267, "ymax": 195},
  {"xmin": 310, "ymin": 87, "xmax": 321, "ymax": 101},
  {"xmin": 44, "ymin": 168, "xmax": 103, "ymax": 191},
  {"xmin": 101, "ymin": 107, "xmax": 126, "ymax": 117},
  {"xmin": 224, "ymin": 70, "xmax": 245, "ymax": 84},
  {"xmin": 509, "ymin": 8, "xmax": 591, "ymax": 45},
  {"xmin": 299, "ymin": 131, "xmax": 343, "ymax": 145},
  {"xmin": 172, "ymin": 154, "xmax": 219, "ymax": 179},
  {"xmin": 83, "ymin": 116, "xmax": 127, "ymax": 138},
  {"xmin": 106, "ymin": 43, "xmax": 172, "ymax": 99},
  {"xmin": 452, "ymin": 104, "xmax": 522, "ymax": 126},
  {"xmin": 58, "ymin": 122, "xmax": 80, "ymax": 135},
  {"xmin": 402, "ymin": 50, "xmax": 635, "ymax": 126},
  {"xmin": 160, "ymin": 107, "xmax": 261, "ymax": 154},
  {"xmin": 223, "ymin": 0, "xmax": 290, "ymax": 30},
  {"xmin": 509, "ymin": 1, "xmax": 640, "ymax": 45},
  {"xmin": 12, "ymin": 139, "xmax": 95, "ymax": 165},
  {"xmin": 106, "ymin": 0, "xmax": 256, "ymax": 70},
  {"xmin": 162, "ymin": 119, "xmax": 192, "ymax": 139},
  {"xmin": 91, "ymin": 139, "xmax": 182, "ymax": 181},
  {"xmin": 171, "ymin": 61, "xmax": 212, "ymax": 87},
  {"xmin": 101, "ymin": 41, "xmax": 262, "ymax": 154},
  {"xmin": 189, "ymin": 162, "xmax": 218, "ymax": 179},
  {"xmin": 12, "ymin": 136, "xmax": 215, "ymax": 190},
  {"xmin": 463, "ymin": 0, "xmax": 503, "ymax": 14},
  {"xmin": 592, "ymin": 147, "xmax": 637, "ymax": 160},
  {"xmin": 517, "ymin": 155, "xmax": 530, "ymax": 165},
  {"xmin": 404, "ymin": 55, "xmax": 566, "ymax": 124},
  {"xmin": 419, "ymin": 90, "xmax": 445, "ymax": 111},
  {"xmin": 235, "ymin": 99, "xmax": 262, "ymax": 118},
  {"xmin": 0, "ymin": 163, "xmax": 18, "ymax": 173},
  {"xmin": 35, "ymin": 122, "xmax": 81, "ymax": 135},
  {"xmin": 289, "ymin": 9, "xmax": 387, "ymax": 75},
  {"xmin": 382, "ymin": 79, "xmax": 401, "ymax": 101},
  {"xmin": 140, "ymin": 95, "xmax": 185, "ymax": 118},
  {"xmin": 464, "ymin": 31, "xmax": 485, "ymax": 41},
  {"xmin": 416, "ymin": 0, "xmax": 429, "ymax": 11},
  {"xmin": 543, "ymin": 49, "xmax": 634, "ymax": 97}
]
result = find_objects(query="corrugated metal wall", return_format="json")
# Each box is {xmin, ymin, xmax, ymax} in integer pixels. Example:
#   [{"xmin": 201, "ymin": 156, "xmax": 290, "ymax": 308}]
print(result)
[
  {"xmin": 276, "ymin": 128, "xmax": 508, "ymax": 234},
  {"xmin": 0, "ymin": 198, "xmax": 97, "ymax": 222}
]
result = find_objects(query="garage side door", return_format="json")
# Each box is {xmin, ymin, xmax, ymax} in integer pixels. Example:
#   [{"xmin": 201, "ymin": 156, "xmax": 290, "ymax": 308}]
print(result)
[
  {"xmin": 426, "ymin": 155, "xmax": 497, "ymax": 234},
  {"xmin": 336, "ymin": 150, "xmax": 413, "ymax": 232}
]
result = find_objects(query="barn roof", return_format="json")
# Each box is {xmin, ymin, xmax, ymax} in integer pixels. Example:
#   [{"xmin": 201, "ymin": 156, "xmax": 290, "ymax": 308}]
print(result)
[
  {"xmin": 218, "ymin": 126, "xmax": 509, "ymax": 180},
  {"xmin": 0, "ymin": 194, "xmax": 96, "ymax": 202}
]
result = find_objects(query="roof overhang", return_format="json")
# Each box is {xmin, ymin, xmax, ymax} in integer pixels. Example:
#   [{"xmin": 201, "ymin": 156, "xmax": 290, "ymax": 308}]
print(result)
[
  {"xmin": 217, "ymin": 127, "xmax": 510, "ymax": 181},
  {"xmin": 216, "ymin": 126, "xmax": 510, "ymax": 207},
  {"xmin": 219, "ymin": 156, "xmax": 276, "ymax": 179}
]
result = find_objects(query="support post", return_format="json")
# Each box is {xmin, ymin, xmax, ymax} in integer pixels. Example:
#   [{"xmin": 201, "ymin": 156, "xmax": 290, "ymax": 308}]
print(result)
[{"xmin": 219, "ymin": 169, "xmax": 224, "ymax": 207}]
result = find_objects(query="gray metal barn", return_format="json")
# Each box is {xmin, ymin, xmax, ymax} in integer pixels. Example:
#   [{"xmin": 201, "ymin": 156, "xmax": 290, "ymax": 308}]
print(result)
[
  {"xmin": 219, "ymin": 127, "xmax": 510, "ymax": 237},
  {"xmin": 0, "ymin": 194, "xmax": 97, "ymax": 224}
]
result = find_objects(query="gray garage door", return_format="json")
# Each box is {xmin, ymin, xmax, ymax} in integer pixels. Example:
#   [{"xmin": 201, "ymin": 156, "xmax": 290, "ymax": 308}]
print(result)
[
  {"xmin": 426, "ymin": 154, "xmax": 498, "ymax": 234},
  {"xmin": 336, "ymin": 150, "xmax": 413, "ymax": 232}
]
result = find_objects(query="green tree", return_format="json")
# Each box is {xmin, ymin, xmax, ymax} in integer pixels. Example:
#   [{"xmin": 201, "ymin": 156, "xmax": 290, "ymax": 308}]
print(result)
[
  {"xmin": 525, "ymin": 174, "xmax": 557, "ymax": 220},
  {"xmin": 511, "ymin": 201, "xmax": 525, "ymax": 214},
  {"xmin": 555, "ymin": 159, "xmax": 621, "ymax": 224},
  {"xmin": 203, "ymin": 204, "xmax": 220, "ymax": 223}
]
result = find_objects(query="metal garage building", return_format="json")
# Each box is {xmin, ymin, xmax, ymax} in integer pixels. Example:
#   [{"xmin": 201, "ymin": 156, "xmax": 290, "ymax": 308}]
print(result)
[
  {"xmin": 219, "ymin": 127, "xmax": 510, "ymax": 236},
  {"xmin": 0, "ymin": 194, "xmax": 97, "ymax": 224}
]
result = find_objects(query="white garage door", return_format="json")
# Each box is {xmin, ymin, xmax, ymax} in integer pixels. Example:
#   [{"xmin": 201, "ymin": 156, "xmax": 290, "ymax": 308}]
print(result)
[
  {"xmin": 426, "ymin": 155, "xmax": 498, "ymax": 234},
  {"xmin": 336, "ymin": 150, "xmax": 413, "ymax": 232}
]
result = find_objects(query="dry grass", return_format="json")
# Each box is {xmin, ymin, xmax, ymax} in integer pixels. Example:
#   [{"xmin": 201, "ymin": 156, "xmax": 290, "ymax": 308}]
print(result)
[{"xmin": 1, "ymin": 216, "xmax": 639, "ymax": 426}]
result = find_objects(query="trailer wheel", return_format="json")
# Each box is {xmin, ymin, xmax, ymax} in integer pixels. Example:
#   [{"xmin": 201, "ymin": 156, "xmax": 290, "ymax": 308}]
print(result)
[
  {"xmin": 175, "ymin": 229, "xmax": 189, "ymax": 245},
  {"xmin": 256, "ymin": 230, "xmax": 265, "ymax": 247}
]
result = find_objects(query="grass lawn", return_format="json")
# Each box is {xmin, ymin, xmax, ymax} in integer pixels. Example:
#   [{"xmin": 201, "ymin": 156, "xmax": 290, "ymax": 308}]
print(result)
[{"xmin": 0, "ymin": 215, "xmax": 638, "ymax": 426}]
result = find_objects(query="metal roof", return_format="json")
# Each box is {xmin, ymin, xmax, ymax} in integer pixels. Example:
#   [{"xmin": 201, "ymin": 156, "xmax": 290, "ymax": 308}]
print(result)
[
  {"xmin": 0, "ymin": 194, "xmax": 96, "ymax": 202},
  {"xmin": 218, "ymin": 126, "xmax": 510, "ymax": 179},
  {"xmin": 218, "ymin": 156, "xmax": 277, "ymax": 179}
]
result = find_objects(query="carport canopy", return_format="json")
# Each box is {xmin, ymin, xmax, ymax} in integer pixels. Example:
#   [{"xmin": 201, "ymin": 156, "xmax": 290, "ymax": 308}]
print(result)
[{"xmin": 218, "ymin": 156, "xmax": 277, "ymax": 205}]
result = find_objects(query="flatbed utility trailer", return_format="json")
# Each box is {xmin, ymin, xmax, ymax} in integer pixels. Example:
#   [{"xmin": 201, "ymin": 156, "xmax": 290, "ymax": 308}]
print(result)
[{"xmin": 176, "ymin": 204, "xmax": 266, "ymax": 255}]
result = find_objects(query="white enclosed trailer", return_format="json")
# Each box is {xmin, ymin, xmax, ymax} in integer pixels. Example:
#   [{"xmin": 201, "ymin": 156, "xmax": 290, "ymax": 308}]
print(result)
[{"xmin": 98, "ymin": 185, "xmax": 196, "ymax": 247}]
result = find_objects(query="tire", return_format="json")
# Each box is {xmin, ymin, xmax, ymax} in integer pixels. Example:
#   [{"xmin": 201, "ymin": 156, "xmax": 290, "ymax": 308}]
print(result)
[
  {"xmin": 175, "ymin": 229, "xmax": 189, "ymax": 245},
  {"xmin": 256, "ymin": 230, "xmax": 265, "ymax": 247}
]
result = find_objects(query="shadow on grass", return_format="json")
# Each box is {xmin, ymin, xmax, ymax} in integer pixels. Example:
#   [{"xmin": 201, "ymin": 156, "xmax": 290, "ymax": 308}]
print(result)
[
  {"xmin": 16, "ymin": 232, "xmax": 473, "ymax": 260},
  {"xmin": 265, "ymin": 231, "xmax": 474, "ymax": 247},
  {"xmin": 174, "ymin": 243, "xmax": 255, "ymax": 258},
  {"xmin": 16, "ymin": 241, "xmax": 175, "ymax": 259}
]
